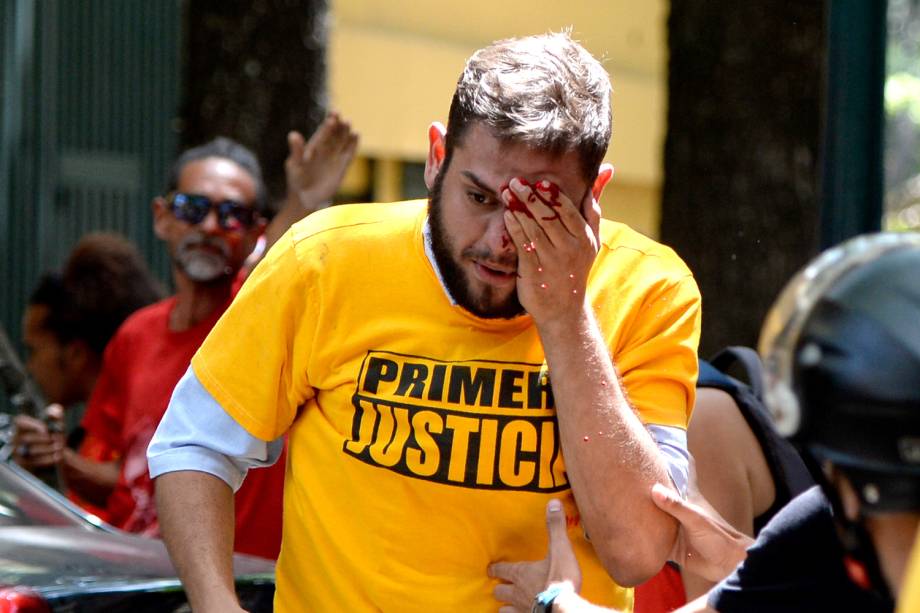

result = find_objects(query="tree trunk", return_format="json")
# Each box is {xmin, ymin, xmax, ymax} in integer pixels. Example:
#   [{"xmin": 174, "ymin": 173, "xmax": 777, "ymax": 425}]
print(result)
[
  {"xmin": 660, "ymin": 2, "xmax": 825, "ymax": 357},
  {"xmin": 182, "ymin": 0, "xmax": 328, "ymax": 203}
]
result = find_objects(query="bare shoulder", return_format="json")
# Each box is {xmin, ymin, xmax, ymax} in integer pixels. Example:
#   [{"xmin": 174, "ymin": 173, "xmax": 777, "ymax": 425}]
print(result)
[{"xmin": 689, "ymin": 387, "xmax": 775, "ymax": 523}]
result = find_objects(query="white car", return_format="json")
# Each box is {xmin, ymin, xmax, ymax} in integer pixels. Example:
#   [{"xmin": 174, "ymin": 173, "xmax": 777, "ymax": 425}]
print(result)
[{"xmin": 0, "ymin": 460, "xmax": 275, "ymax": 612}]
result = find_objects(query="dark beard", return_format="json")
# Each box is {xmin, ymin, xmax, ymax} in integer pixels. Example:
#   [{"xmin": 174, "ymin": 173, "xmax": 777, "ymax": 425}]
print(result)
[{"xmin": 428, "ymin": 168, "xmax": 524, "ymax": 319}]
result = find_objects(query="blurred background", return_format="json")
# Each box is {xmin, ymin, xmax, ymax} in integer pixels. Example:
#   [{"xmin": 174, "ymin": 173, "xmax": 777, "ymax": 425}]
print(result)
[{"xmin": 0, "ymin": 0, "xmax": 914, "ymax": 361}]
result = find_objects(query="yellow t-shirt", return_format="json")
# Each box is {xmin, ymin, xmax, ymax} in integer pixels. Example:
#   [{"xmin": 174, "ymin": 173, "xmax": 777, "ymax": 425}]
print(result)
[
  {"xmin": 193, "ymin": 200, "xmax": 701, "ymax": 612},
  {"xmin": 897, "ymin": 527, "xmax": 920, "ymax": 613}
]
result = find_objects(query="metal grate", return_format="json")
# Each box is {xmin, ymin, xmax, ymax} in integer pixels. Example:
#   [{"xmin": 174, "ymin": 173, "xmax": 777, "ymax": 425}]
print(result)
[{"xmin": 0, "ymin": 0, "xmax": 181, "ymax": 361}]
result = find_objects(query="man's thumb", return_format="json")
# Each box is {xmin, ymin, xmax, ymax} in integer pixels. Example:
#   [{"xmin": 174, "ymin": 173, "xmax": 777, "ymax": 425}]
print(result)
[
  {"xmin": 287, "ymin": 131, "xmax": 305, "ymax": 158},
  {"xmin": 546, "ymin": 499, "xmax": 571, "ymax": 554},
  {"xmin": 651, "ymin": 482, "xmax": 695, "ymax": 525}
]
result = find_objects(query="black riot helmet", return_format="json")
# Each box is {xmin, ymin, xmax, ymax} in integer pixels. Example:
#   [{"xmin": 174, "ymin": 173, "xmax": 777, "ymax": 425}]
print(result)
[{"xmin": 759, "ymin": 232, "xmax": 920, "ymax": 514}]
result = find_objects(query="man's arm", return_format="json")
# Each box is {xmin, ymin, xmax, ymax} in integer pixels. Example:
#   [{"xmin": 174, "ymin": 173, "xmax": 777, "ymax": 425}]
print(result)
[
  {"xmin": 491, "ymin": 490, "xmax": 746, "ymax": 613},
  {"xmin": 60, "ymin": 450, "xmax": 120, "ymax": 506},
  {"xmin": 503, "ymin": 177, "xmax": 685, "ymax": 584},
  {"xmin": 149, "ymin": 368, "xmax": 282, "ymax": 612},
  {"xmin": 12, "ymin": 411, "xmax": 119, "ymax": 505},
  {"xmin": 155, "ymin": 470, "xmax": 245, "ymax": 613},
  {"xmin": 541, "ymin": 309, "xmax": 676, "ymax": 584}
]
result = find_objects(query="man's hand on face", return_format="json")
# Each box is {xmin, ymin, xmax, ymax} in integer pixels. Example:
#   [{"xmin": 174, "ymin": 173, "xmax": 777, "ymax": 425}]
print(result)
[
  {"xmin": 502, "ymin": 178, "xmax": 601, "ymax": 325},
  {"xmin": 11, "ymin": 404, "xmax": 65, "ymax": 470},
  {"xmin": 285, "ymin": 112, "xmax": 359, "ymax": 214},
  {"xmin": 489, "ymin": 499, "xmax": 582, "ymax": 612}
]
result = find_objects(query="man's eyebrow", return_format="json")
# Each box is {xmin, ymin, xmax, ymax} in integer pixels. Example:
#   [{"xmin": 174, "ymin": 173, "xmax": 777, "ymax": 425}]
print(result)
[{"xmin": 459, "ymin": 171, "xmax": 497, "ymax": 197}]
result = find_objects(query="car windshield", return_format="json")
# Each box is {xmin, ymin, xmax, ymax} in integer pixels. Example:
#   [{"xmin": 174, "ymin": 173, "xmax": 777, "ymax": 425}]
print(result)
[{"xmin": 0, "ymin": 461, "xmax": 95, "ymax": 528}]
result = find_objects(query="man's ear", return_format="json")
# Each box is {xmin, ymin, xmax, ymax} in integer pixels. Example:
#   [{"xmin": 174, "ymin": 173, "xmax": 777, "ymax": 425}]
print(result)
[
  {"xmin": 591, "ymin": 163, "xmax": 614, "ymax": 202},
  {"xmin": 424, "ymin": 122, "xmax": 447, "ymax": 190},
  {"xmin": 152, "ymin": 196, "xmax": 170, "ymax": 240}
]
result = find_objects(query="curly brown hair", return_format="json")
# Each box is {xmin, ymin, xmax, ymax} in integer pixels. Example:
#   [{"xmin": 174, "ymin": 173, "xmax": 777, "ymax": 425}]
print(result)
[{"xmin": 30, "ymin": 233, "xmax": 164, "ymax": 356}]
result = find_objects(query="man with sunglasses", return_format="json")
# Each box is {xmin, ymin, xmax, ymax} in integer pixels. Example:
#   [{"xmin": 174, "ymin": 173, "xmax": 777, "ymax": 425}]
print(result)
[{"xmin": 74, "ymin": 114, "xmax": 357, "ymax": 559}]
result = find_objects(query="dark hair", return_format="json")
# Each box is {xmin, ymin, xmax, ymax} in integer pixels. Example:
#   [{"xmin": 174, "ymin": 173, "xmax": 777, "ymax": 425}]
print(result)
[
  {"xmin": 29, "ymin": 233, "xmax": 165, "ymax": 356},
  {"xmin": 445, "ymin": 32, "xmax": 612, "ymax": 182},
  {"xmin": 167, "ymin": 137, "xmax": 269, "ymax": 215}
]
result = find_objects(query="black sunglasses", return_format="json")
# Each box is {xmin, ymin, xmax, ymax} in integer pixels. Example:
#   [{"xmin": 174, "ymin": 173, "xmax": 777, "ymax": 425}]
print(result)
[{"xmin": 167, "ymin": 192, "xmax": 259, "ymax": 231}]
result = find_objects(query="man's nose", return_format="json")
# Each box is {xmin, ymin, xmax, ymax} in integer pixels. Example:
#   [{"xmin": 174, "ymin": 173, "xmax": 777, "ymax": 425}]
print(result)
[
  {"xmin": 199, "ymin": 208, "xmax": 221, "ymax": 233},
  {"xmin": 485, "ymin": 211, "xmax": 514, "ymax": 254}
]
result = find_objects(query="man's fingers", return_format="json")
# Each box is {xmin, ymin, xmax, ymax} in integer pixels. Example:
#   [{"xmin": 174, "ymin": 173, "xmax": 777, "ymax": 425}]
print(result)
[
  {"xmin": 13, "ymin": 414, "xmax": 48, "ymax": 434},
  {"xmin": 45, "ymin": 403, "xmax": 64, "ymax": 422},
  {"xmin": 287, "ymin": 130, "xmax": 306, "ymax": 161},
  {"xmin": 308, "ymin": 114, "xmax": 341, "ymax": 155},
  {"xmin": 493, "ymin": 582, "xmax": 515, "ymax": 603},
  {"xmin": 488, "ymin": 561, "xmax": 514, "ymax": 582},
  {"xmin": 342, "ymin": 130, "xmax": 359, "ymax": 159},
  {"xmin": 651, "ymin": 482, "xmax": 729, "ymax": 535},
  {"xmin": 308, "ymin": 112, "xmax": 355, "ymax": 157},
  {"xmin": 503, "ymin": 208, "xmax": 539, "ymax": 258}
]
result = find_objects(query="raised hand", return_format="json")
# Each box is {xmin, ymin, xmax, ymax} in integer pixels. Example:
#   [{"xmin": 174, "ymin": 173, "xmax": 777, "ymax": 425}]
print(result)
[{"xmin": 285, "ymin": 112, "xmax": 359, "ymax": 214}]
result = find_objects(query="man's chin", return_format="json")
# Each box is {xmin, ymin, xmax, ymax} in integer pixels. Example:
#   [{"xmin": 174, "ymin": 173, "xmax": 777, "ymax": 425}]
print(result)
[
  {"xmin": 176, "ymin": 252, "xmax": 233, "ymax": 284},
  {"xmin": 464, "ymin": 282, "xmax": 524, "ymax": 320}
]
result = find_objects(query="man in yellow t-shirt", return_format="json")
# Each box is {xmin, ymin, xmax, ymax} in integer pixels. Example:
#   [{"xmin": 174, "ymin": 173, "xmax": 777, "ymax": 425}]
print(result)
[{"xmin": 149, "ymin": 32, "xmax": 701, "ymax": 612}]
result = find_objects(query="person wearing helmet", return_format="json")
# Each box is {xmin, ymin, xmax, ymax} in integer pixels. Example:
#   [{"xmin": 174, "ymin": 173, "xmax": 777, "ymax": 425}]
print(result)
[{"xmin": 492, "ymin": 232, "xmax": 920, "ymax": 613}]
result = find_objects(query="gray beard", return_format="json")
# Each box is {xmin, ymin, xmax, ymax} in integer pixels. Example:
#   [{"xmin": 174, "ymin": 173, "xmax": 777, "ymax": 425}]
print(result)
[{"xmin": 175, "ymin": 234, "xmax": 231, "ymax": 283}]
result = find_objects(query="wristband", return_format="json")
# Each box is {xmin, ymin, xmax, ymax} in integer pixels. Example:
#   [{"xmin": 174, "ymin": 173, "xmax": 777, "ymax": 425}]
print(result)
[{"xmin": 532, "ymin": 583, "xmax": 568, "ymax": 613}]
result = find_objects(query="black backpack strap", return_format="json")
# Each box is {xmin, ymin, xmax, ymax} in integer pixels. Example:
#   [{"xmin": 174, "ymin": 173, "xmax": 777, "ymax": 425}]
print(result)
[
  {"xmin": 708, "ymin": 345, "xmax": 765, "ymax": 399},
  {"xmin": 697, "ymin": 359, "xmax": 736, "ymax": 391}
]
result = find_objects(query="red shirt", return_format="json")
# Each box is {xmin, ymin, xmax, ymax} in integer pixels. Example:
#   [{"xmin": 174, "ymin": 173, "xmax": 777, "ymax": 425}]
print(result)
[
  {"xmin": 81, "ymin": 296, "xmax": 285, "ymax": 559},
  {"xmin": 634, "ymin": 563, "xmax": 686, "ymax": 613}
]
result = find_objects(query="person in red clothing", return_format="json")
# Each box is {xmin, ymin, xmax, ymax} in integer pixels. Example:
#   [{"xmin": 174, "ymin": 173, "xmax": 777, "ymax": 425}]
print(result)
[
  {"xmin": 22, "ymin": 114, "xmax": 358, "ymax": 560},
  {"xmin": 12, "ymin": 232, "xmax": 164, "ymax": 520}
]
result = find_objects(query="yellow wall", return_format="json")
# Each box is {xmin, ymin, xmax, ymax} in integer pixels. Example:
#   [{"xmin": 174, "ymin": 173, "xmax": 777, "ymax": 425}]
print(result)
[
  {"xmin": 328, "ymin": 1, "xmax": 666, "ymax": 233},
  {"xmin": 602, "ymin": 181, "xmax": 661, "ymax": 239}
]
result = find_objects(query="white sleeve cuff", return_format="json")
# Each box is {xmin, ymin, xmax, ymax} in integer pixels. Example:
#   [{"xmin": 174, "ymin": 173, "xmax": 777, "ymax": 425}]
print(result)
[
  {"xmin": 646, "ymin": 424, "xmax": 690, "ymax": 498},
  {"xmin": 147, "ymin": 367, "xmax": 284, "ymax": 492}
]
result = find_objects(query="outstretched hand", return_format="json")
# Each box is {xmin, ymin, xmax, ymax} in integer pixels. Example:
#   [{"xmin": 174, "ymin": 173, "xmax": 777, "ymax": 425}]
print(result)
[
  {"xmin": 651, "ymin": 483, "xmax": 753, "ymax": 582},
  {"xmin": 487, "ymin": 480, "xmax": 749, "ymax": 613},
  {"xmin": 285, "ymin": 111, "xmax": 359, "ymax": 214},
  {"xmin": 489, "ymin": 499, "xmax": 582, "ymax": 612}
]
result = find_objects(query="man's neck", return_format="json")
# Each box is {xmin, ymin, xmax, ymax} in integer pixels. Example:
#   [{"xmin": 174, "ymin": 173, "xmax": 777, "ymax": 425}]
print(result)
[
  {"xmin": 170, "ymin": 271, "xmax": 233, "ymax": 332},
  {"xmin": 867, "ymin": 512, "xmax": 920, "ymax": 599}
]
